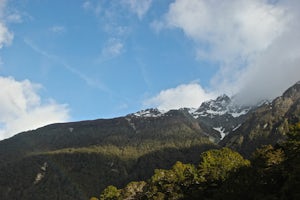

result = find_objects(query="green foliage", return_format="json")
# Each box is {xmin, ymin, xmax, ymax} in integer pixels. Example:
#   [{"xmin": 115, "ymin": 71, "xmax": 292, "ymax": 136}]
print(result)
[
  {"xmin": 100, "ymin": 186, "xmax": 120, "ymax": 200},
  {"xmin": 287, "ymin": 122, "xmax": 300, "ymax": 140},
  {"xmin": 198, "ymin": 148, "xmax": 250, "ymax": 183},
  {"xmin": 120, "ymin": 181, "xmax": 146, "ymax": 199},
  {"xmin": 98, "ymin": 148, "xmax": 249, "ymax": 200},
  {"xmin": 97, "ymin": 124, "xmax": 300, "ymax": 200},
  {"xmin": 252, "ymin": 145, "xmax": 285, "ymax": 169},
  {"xmin": 217, "ymin": 122, "xmax": 300, "ymax": 200},
  {"xmin": 146, "ymin": 161, "xmax": 200, "ymax": 200}
]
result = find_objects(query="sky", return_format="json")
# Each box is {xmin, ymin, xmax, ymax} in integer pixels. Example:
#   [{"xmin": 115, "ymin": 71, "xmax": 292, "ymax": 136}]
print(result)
[{"xmin": 0, "ymin": 0, "xmax": 299, "ymax": 140}]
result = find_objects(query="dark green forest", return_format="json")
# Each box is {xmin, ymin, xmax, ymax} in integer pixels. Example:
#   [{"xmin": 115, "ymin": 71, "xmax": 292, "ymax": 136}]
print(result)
[{"xmin": 92, "ymin": 122, "xmax": 300, "ymax": 200}]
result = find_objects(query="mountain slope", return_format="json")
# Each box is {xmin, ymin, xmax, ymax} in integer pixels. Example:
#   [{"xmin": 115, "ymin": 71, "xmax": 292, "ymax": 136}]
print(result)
[
  {"xmin": 0, "ymin": 109, "xmax": 216, "ymax": 199},
  {"xmin": 221, "ymin": 82, "xmax": 300, "ymax": 157},
  {"xmin": 189, "ymin": 94, "xmax": 256, "ymax": 142}
]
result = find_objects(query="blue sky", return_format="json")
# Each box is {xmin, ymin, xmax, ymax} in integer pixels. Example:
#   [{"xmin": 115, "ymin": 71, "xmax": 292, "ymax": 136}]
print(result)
[{"xmin": 0, "ymin": 0, "xmax": 300, "ymax": 139}]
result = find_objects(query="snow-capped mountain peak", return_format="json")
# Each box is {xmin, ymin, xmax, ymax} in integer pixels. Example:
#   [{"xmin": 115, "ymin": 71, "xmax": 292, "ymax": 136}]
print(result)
[
  {"xmin": 190, "ymin": 94, "xmax": 251, "ymax": 119},
  {"xmin": 129, "ymin": 108, "xmax": 166, "ymax": 118}
]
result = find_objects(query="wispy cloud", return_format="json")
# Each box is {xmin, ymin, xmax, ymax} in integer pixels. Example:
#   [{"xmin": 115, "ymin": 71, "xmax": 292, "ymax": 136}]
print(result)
[
  {"xmin": 49, "ymin": 25, "xmax": 66, "ymax": 34},
  {"xmin": 6, "ymin": 12, "xmax": 22, "ymax": 23},
  {"xmin": 24, "ymin": 38, "xmax": 110, "ymax": 93},
  {"xmin": 0, "ymin": 76, "xmax": 69, "ymax": 140},
  {"xmin": 99, "ymin": 38, "xmax": 124, "ymax": 61},
  {"xmin": 123, "ymin": 0, "xmax": 152, "ymax": 20},
  {"xmin": 0, "ymin": 0, "xmax": 13, "ymax": 49},
  {"xmin": 150, "ymin": 0, "xmax": 300, "ymax": 106},
  {"xmin": 82, "ymin": 0, "xmax": 102, "ymax": 15},
  {"xmin": 82, "ymin": 1, "xmax": 143, "ymax": 62},
  {"xmin": 0, "ymin": 22, "xmax": 13, "ymax": 48}
]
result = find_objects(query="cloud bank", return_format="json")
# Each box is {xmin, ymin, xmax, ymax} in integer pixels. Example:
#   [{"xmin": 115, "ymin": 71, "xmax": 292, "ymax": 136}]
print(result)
[
  {"xmin": 144, "ymin": 83, "xmax": 215, "ymax": 111},
  {"xmin": 147, "ymin": 0, "xmax": 300, "ymax": 109},
  {"xmin": 0, "ymin": 77, "xmax": 69, "ymax": 140}
]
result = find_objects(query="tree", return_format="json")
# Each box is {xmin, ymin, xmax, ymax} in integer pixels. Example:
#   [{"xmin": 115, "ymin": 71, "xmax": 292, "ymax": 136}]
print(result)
[
  {"xmin": 100, "ymin": 185, "xmax": 120, "ymax": 200},
  {"xmin": 120, "ymin": 181, "xmax": 146, "ymax": 200},
  {"xmin": 198, "ymin": 147, "xmax": 250, "ymax": 183},
  {"xmin": 146, "ymin": 161, "xmax": 199, "ymax": 200}
]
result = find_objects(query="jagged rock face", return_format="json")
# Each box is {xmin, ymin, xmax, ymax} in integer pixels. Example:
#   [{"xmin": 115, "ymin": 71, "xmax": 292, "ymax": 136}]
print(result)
[
  {"xmin": 189, "ymin": 95, "xmax": 255, "ymax": 141},
  {"xmin": 221, "ymin": 82, "xmax": 300, "ymax": 157},
  {"xmin": 126, "ymin": 95, "xmax": 259, "ymax": 142}
]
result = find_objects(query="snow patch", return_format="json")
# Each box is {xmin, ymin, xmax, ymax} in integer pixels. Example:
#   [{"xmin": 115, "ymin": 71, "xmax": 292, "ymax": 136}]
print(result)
[
  {"xmin": 232, "ymin": 124, "xmax": 241, "ymax": 131},
  {"xmin": 206, "ymin": 109, "xmax": 227, "ymax": 116},
  {"xmin": 188, "ymin": 108, "xmax": 209, "ymax": 118},
  {"xmin": 213, "ymin": 127, "xmax": 226, "ymax": 140},
  {"xmin": 230, "ymin": 109, "xmax": 249, "ymax": 118}
]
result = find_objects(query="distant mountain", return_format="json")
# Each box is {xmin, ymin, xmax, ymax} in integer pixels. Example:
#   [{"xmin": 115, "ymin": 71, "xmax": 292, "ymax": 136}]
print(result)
[
  {"xmin": 0, "ymin": 81, "xmax": 299, "ymax": 199},
  {"xmin": 189, "ymin": 94, "xmax": 257, "ymax": 141},
  {"xmin": 221, "ymin": 81, "xmax": 300, "ymax": 157}
]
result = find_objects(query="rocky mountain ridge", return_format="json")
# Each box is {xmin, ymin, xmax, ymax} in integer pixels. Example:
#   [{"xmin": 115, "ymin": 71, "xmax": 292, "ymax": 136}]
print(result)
[
  {"xmin": 221, "ymin": 81, "xmax": 300, "ymax": 156},
  {"xmin": 125, "ymin": 94, "xmax": 259, "ymax": 142}
]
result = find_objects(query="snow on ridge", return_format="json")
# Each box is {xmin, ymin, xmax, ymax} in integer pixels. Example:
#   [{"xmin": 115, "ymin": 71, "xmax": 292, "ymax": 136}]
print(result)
[
  {"xmin": 229, "ymin": 108, "xmax": 250, "ymax": 118},
  {"xmin": 190, "ymin": 105, "xmax": 250, "ymax": 119},
  {"xmin": 132, "ymin": 108, "xmax": 165, "ymax": 118},
  {"xmin": 206, "ymin": 109, "xmax": 227, "ymax": 116}
]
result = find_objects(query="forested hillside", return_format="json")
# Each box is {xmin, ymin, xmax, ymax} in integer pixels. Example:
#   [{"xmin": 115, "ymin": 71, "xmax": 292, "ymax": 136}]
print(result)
[{"xmin": 94, "ymin": 122, "xmax": 300, "ymax": 200}]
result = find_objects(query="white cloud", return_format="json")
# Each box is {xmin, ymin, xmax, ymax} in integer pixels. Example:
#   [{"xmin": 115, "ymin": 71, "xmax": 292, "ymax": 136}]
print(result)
[
  {"xmin": 154, "ymin": 0, "xmax": 300, "ymax": 105},
  {"xmin": 123, "ymin": 0, "xmax": 152, "ymax": 19},
  {"xmin": 144, "ymin": 83, "xmax": 215, "ymax": 111},
  {"xmin": 164, "ymin": 0, "xmax": 287, "ymax": 64},
  {"xmin": 234, "ymin": 2, "xmax": 300, "ymax": 104},
  {"xmin": 0, "ymin": 76, "xmax": 69, "ymax": 140}
]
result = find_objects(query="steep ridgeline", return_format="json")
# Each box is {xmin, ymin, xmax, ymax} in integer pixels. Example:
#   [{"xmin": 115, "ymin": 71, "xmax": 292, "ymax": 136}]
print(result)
[
  {"xmin": 0, "ymin": 109, "xmax": 216, "ymax": 200},
  {"xmin": 221, "ymin": 82, "xmax": 300, "ymax": 157},
  {"xmin": 189, "ymin": 94, "xmax": 256, "ymax": 142}
]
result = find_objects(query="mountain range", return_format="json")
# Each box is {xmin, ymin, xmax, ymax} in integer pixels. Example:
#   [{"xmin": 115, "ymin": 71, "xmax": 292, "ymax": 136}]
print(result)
[{"xmin": 0, "ymin": 81, "xmax": 299, "ymax": 199}]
